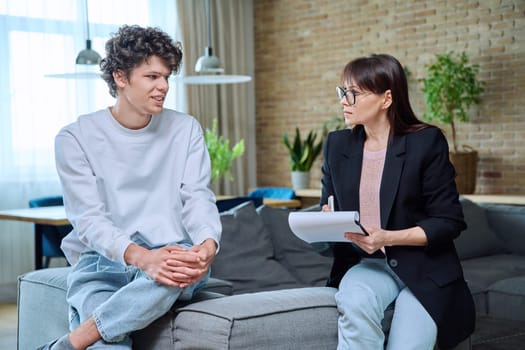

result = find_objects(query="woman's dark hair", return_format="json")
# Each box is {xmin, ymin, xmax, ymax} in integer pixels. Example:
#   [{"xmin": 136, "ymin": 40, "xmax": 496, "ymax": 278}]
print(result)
[
  {"xmin": 342, "ymin": 54, "xmax": 429, "ymax": 134},
  {"xmin": 100, "ymin": 25, "xmax": 183, "ymax": 98}
]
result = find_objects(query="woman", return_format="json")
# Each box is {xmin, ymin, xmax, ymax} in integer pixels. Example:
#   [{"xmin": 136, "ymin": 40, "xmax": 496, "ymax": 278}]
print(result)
[{"xmin": 321, "ymin": 54, "xmax": 475, "ymax": 349}]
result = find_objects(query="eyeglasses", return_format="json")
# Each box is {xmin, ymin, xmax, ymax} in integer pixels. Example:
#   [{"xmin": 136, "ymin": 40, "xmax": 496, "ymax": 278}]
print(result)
[{"xmin": 336, "ymin": 86, "xmax": 367, "ymax": 105}]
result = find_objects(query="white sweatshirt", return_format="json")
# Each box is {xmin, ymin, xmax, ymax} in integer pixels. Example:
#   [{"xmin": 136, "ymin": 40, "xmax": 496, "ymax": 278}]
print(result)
[{"xmin": 55, "ymin": 108, "xmax": 221, "ymax": 265}]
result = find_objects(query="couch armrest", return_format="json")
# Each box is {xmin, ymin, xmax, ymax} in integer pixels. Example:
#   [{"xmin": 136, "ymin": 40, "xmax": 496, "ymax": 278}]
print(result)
[
  {"xmin": 17, "ymin": 268, "xmax": 232, "ymax": 349},
  {"xmin": 18, "ymin": 267, "xmax": 70, "ymax": 349}
]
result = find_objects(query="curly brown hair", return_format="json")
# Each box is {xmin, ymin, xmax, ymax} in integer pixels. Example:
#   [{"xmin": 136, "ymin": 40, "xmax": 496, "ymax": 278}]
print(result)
[{"xmin": 100, "ymin": 25, "xmax": 183, "ymax": 98}]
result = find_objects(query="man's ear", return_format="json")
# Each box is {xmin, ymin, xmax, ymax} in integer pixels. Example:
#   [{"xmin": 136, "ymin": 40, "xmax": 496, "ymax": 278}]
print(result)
[
  {"xmin": 383, "ymin": 90, "xmax": 393, "ymax": 109},
  {"xmin": 113, "ymin": 70, "xmax": 127, "ymax": 89}
]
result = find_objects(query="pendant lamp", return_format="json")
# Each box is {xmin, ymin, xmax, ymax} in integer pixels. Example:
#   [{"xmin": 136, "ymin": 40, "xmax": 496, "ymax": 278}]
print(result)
[
  {"xmin": 75, "ymin": 0, "xmax": 101, "ymax": 65},
  {"xmin": 182, "ymin": 0, "xmax": 251, "ymax": 85},
  {"xmin": 45, "ymin": 0, "xmax": 101, "ymax": 79}
]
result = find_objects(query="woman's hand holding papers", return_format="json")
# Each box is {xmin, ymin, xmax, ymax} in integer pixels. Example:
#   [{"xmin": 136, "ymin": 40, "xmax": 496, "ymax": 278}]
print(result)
[
  {"xmin": 322, "ymin": 200, "xmax": 384, "ymax": 253},
  {"xmin": 345, "ymin": 228, "xmax": 387, "ymax": 254}
]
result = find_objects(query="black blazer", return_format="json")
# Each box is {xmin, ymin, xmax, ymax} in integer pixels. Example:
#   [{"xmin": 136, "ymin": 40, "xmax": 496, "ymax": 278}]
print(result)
[{"xmin": 321, "ymin": 125, "xmax": 475, "ymax": 349}]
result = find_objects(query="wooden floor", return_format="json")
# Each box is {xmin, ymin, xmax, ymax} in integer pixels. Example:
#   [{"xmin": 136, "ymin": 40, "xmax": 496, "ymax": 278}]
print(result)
[
  {"xmin": 0, "ymin": 303, "xmax": 17, "ymax": 349},
  {"xmin": 0, "ymin": 282, "xmax": 18, "ymax": 349}
]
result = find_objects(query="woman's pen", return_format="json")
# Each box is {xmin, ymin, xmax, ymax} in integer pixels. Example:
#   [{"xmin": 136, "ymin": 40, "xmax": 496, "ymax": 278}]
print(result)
[{"xmin": 328, "ymin": 195, "xmax": 335, "ymax": 212}]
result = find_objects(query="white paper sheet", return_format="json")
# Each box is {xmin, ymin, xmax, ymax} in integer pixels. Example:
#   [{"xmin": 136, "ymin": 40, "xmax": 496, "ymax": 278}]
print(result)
[{"xmin": 288, "ymin": 211, "xmax": 367, "ymax": 243}]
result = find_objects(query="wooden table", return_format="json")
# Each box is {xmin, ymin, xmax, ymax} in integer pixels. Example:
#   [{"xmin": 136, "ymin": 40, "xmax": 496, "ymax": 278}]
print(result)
[
  {"xmin": 295, "ymin": 188, "xmax": 322, "ymax": 199},
  {"xmin": 461, "ymin": 194, "xmax": 525, "ymax": 206},
  {"xmin": 295, "ymin": 188, "xmax": 322, "ymax": 208},
  {"xmin": 0, "ymin": 206, "xmax": 68, "ymax": 270},
  {"xmin": 295, "ymin": 189, "xmax": 525, "ymax": 207},
  {"xmin": 259, "ymin": 198, "xmax": 301, "ymax": 208}
]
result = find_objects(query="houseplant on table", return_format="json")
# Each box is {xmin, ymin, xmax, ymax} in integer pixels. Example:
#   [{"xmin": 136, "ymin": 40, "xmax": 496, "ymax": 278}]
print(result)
[
  {"xmin": 283, "ymin": 127, "xmax": 323, "ymax": 189},
  {"xmin": 421, "ymin": 51, "xmax": 484, "ymax": 194},
  {"xmin": 204, "ymin": 118, "xmax": 245, "ymax": 183}
]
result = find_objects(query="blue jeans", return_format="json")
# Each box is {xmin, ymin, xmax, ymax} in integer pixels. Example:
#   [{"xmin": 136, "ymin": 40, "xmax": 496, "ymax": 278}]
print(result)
[
  {"xmin": 335, "ymin": 258, "xmax": 437, "ymax": 350},
  {"xmin": 66, "ymin": 247, "xmax": 209, "ymax": 348}
]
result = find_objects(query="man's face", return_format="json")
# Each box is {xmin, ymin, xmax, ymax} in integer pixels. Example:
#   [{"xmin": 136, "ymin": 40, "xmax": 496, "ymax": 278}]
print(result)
[{"xmin": 116, "ymin": 55, "xmax": 171, "ymax": 117}]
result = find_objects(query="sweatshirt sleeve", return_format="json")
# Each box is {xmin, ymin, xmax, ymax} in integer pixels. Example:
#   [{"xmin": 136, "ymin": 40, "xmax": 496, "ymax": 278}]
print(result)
[{"xmin": 55, "ymin": 128, "xmax": 133, "ymax": 264}]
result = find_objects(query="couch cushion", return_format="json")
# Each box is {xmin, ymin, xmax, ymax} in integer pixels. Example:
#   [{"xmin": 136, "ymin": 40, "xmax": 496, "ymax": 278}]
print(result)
[
  {"xmin": 131, "ymin": 291, "xmax": 226, "ymax": 348},
  {"xmin": 257, "ymin": 205, "xmax": 332, "ymax": 286},
  {"xmin": 211, "ymin": 201, "xmax": 302, "ymax": 294},
  {"xmin": 173, "ymin": 287, "xmax": 338, "ymax": 350},
  {"xmin": 487, "ymin": 276, "xmax": 525, "ymax": 321},
  {"xmin": 461, "ymin": 254, "xmax": 525, "ymax": 291},
  {"xmin": 482, "ymin": 204, "xmax": 525, "ymax": 255},
  {"xmin": 455, "ymin": 197, "xmax": 507, "ymax": 259},
  {"xmin": 461, "ymin": 254, "xmax": 525, "ymax": 314}
]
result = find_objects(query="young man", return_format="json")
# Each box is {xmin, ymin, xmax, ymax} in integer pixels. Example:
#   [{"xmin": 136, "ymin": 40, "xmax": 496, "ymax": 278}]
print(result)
[{"xmin": 39, "ymin": 25, "xmax": 221, "ymax": 349}]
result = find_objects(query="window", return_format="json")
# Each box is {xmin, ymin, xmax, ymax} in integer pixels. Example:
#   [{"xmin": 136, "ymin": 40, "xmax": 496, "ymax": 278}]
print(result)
[{"xmin": 0, "ymin": 0, "xmax": 178, "ymax": 181}]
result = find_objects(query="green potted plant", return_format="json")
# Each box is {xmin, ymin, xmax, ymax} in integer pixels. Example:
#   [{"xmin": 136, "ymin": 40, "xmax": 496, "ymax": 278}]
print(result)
[
  {"xmin": 421, "ymin": 51, "xmax": 484, "ymax": 194},
  {"xmin": 205, "ymin": 118, "xmax": 245, "ymax": 183},
  {"xmin": 283, "ymin": 127, "xmax": 323, "ymax": 189}
]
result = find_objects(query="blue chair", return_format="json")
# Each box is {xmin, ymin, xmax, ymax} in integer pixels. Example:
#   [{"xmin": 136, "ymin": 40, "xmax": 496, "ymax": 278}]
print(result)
[
  {"xmin": 247, "ymin": 187, "xmax": 296, "ymax": 200},
  {"xmin": 216, "ymin": 197, "xmax": 263, "ymax": 212},
  {"xmin": 28, "ymin": 196, "xmax": 72, "ymax": 269}
]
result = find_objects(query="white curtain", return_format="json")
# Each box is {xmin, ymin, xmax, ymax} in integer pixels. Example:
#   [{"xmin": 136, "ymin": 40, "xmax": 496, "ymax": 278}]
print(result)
[
  {"xmin": 0, "ymin": 0, "xmax": 182, "ymax": 283},
  {"xmin": 176, "ymin": 0, "xmax": 256, "ymax": 196}
]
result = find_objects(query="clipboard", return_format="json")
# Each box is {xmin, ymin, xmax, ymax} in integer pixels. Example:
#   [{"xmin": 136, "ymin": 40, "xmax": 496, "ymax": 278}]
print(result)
[{"xmin": 288, "ymin": 211, "xmax": 368, "ymax": 243}]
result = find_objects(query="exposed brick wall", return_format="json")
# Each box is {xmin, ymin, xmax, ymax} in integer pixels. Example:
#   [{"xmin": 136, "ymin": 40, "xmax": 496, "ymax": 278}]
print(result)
[{"xmin": 253, "ymin": 0, "xmax": 525, "ymax": 194}]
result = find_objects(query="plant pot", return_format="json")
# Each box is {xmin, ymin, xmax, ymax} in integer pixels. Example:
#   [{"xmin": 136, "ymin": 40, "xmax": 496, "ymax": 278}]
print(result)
[
  {"xmin": 291, "ymin": 171, "xmax": 310, "ymax": 190},
  {"xmin": 449, "ymin": 150, "xmax": 478, "ymax": 194}
]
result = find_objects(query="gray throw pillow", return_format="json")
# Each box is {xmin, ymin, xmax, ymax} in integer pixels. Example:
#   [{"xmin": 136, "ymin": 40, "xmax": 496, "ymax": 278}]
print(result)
[
  {"xmin": 455, "ymin": 197, "xmax": 507, "ymax": 260},
  {"xmin": 257, "ymin": 205, "xmax": 333, "ymax": 286},
  {"xmin": 482, "ymin": 203, "xmax": 525, "ymax": 255},
  {"xmin": 211, "ymin": 201, "xmax": 302, "ymax": 294}
]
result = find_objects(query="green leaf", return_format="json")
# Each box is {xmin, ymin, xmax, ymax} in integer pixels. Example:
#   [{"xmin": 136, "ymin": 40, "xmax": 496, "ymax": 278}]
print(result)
[
  {"xmin": 282, "ymin": 126, "xmax": 324, "ymax": 171},
  {"xmin": 204, "ymin": 118, "xmax": 245, "ymax": 183},
  {"xmin": 420, "ymin": 51, "xmax": 484, "ymax": 152}
]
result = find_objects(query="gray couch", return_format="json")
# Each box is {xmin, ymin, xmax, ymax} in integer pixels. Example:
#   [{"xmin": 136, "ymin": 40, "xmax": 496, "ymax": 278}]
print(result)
[
  {"xmin": 455, "ymin": 198, "xmax": 525, "ymax": 321},
  {"xmin": 17, "ymin": 198, "xmax": 525, "ymax": 349}
]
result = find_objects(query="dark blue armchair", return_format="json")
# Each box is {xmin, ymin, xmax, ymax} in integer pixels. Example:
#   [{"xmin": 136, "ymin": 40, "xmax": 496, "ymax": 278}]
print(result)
[{"xmin": 28, "ymin": 196, "xmax": 72, "ymax": 269}]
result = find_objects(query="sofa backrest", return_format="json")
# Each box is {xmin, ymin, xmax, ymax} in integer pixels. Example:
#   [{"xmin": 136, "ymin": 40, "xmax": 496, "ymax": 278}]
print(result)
[{"xmin": 210, "ymin": 201, "xmax": 332, "ymax": 294}]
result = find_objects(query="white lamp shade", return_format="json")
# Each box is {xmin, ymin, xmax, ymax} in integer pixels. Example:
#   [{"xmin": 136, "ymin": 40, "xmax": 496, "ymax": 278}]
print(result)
[
  {"xmin": 195, "ymin": 50, "xmax": 224, "ymax": 73},
  {"xmin": 182, "ymin": 74, "xmax": 251, "ymax": 85}
]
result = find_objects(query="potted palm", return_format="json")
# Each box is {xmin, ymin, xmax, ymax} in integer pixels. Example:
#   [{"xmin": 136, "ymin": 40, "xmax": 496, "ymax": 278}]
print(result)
[
  {"xmin": 283, "ymin": 127, "xmax": 323, "ymax": 189},
  {"xmin": 421, "ymin": 51, "xmax": 484, "ymax": 194},
  {"xmin": 204, "ymin": 118, "xmax": 245, "ymax": 183}
]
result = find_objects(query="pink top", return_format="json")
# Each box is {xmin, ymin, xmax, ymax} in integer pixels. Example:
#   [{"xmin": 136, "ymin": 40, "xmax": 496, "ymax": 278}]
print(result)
[{"xmin": 359, "ymin": 148, "xmax": 387, "ymax": 252}]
